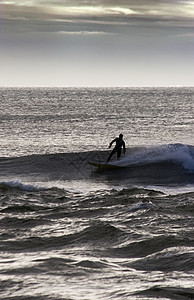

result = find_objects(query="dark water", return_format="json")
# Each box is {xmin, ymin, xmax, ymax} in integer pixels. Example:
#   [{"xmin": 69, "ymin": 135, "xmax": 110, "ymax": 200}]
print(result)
[{"xmin": 0, "ymin": 87, "xmax": 194, "ymax": 299}]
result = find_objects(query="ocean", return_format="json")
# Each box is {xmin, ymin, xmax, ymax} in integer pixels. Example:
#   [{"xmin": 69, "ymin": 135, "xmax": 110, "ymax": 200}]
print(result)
[{"xmin": 0, "ymin": 87, "xmax": 194, "ymax": 300}]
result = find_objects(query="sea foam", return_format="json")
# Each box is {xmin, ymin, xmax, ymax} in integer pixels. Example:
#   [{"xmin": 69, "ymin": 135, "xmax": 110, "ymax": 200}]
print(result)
[
  {"xmin": 0, "ymin": 180, "xmax": 46, "ymax": 192},
  {"xmin": 110, "ymin": 143, "xmax": 194, "ymax": 173}
]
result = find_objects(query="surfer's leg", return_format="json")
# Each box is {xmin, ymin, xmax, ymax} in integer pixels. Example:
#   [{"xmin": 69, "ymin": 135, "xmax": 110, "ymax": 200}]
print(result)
[
  {"xmin": 117, "ymin": 149, "xmax": 121, "ymax": 160},
  {"xmin": 107, "ymin": 152, "xmax": 113, "ymax": 163},
  {"xmin": 107, "ymin": 149, "xmax": 115, "ymax": 162}
]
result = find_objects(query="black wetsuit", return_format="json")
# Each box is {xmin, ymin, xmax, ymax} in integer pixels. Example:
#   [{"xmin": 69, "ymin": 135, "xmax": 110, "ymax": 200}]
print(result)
[{"xmin": 107, "ymin": 137, "xmax": 126, "ymax": 163}]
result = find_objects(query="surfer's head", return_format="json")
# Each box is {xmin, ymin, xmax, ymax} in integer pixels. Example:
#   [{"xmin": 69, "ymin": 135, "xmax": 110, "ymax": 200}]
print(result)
[{"xmin": 119, "ymin": 133, "xmax": 123, "ymax": 139}]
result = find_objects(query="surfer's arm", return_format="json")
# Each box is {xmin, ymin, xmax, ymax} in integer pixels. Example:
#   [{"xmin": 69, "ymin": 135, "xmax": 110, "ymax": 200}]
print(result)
[{"xmin": 108, "ymin": 138, "xmax": 117, "ymax": 148}]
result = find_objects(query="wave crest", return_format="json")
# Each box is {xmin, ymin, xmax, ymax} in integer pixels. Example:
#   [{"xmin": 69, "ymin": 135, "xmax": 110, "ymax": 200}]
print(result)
[
  {"xmin": 0, "ymin": 180, "xmax": 46, "ymax": 192},
  {"xmin": 111, "ymin": 143, "xmax": 194, "ymax": 172}
]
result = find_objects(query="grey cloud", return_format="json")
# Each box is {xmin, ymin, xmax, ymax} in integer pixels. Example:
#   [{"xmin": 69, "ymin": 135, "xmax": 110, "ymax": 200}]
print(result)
[
  {"xmin": 2, "ymin": 0, "xmax": 194, "ymax": 19},
  {"xmin": 1, "ymin": 0, "xmax": 193, "ymax": 37}
]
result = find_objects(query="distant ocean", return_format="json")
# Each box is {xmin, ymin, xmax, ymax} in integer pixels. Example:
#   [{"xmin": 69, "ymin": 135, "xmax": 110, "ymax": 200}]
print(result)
[{"xmin": 0, "ymin": 87, "xmax": 194, "ymax": 300}]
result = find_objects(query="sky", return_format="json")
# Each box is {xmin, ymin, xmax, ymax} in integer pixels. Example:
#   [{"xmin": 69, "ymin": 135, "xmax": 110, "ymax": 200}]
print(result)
[{"xmin": 1, "ymin": 0, "xmax": 194, "ymax": 87}]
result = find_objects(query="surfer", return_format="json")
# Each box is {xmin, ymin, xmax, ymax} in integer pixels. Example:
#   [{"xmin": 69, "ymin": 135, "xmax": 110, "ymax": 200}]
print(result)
[{"xmin": 107, "ymin": 133, "xmax": 126, "ymax": 163}]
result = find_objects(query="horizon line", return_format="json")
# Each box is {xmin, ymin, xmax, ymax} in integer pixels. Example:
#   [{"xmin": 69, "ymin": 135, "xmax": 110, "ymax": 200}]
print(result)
[{"xmin": 0, "ymin": 85, "xmax": 193, "ymax": 88}]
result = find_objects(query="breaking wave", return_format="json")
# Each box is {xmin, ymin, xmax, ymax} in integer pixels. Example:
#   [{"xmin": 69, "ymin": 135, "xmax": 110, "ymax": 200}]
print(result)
[
  {"xmin": 0, "ymin": 144, "xmax": 193, "ymax": 190},
  {"xmin": 110, "ymin": 143, "xmax": 194, "ymax": 172}
]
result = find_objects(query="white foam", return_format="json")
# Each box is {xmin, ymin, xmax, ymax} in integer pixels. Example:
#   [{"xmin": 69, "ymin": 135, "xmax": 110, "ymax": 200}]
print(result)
[
  {"xmin": 0, "ymin": 180, "xmax": 46, "ymax": 192},
  {"xmin": 129, "ymin": 200, "xmax": 154, "ymax": 212},
  {"xmin": 110, "ymin": 143, "xmax": 194, "ymax": 172}
]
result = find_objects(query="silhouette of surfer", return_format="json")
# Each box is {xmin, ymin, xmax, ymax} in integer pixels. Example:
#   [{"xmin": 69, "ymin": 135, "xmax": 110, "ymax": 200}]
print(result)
[{"xmin": 107, "ymin": 133, "xmax": 126, "ymax": 163}]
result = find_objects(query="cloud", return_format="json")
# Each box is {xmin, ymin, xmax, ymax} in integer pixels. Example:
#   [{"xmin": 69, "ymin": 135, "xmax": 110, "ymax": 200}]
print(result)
[
  {"xmin": 1, "ymin": 0, "xmax": 194, "ymax": 20},
  {"xmin": 57, "ymin": 30, "xmax": 114, "ymax": 35},
  {"xmin": 1, "ymin": 0, "xmax": 193, "ymax": 37}
]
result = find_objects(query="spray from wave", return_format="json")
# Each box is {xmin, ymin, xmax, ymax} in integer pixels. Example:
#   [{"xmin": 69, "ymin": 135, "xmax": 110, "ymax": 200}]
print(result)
[
  {"xmin": 0, "ymin": 180, "xmax": 47, "ymax": 192},
  {"xmin": 111, "ymin": 144, "xmax": 194, "ymax": 173},
  {"xmin": 0, "ymin": 144, "xmax": 193, "ymax": 193}
]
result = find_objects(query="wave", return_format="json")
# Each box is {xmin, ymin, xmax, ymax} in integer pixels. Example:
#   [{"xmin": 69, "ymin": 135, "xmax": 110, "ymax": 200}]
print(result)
[
  {"xmin": 0, "ymin": 180, "xmax": 46, "ymax": 192},
  {"xmin": 0, "ymin": 144, "xmax": 193, "ymax": 188},
  {"xmin": 2, "ymin": 219, "xmax": 194, "ymax": 259},
  {"xmin": 134, "ymin": 286, "xmax": 194, "ymax": 299},
  {"xmin": 129, "ymin": 248, "xmax": 194, "ymax": 272},
  {"xmin": 110, "ymin": 143, "xmax": 194, "ymax": 172},
  {"xmin": 109, "ymin": 235, "xmax": 193, "ymax": 258},
  {"xmin": 0, "ymin": 221, "xmax": 125, "ymax": 252}
]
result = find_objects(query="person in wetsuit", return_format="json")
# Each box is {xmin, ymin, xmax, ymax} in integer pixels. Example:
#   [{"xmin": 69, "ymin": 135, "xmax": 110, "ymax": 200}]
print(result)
[{"xmin": 106, "ymin": 133, "xmax": 126, "ymax": 163}]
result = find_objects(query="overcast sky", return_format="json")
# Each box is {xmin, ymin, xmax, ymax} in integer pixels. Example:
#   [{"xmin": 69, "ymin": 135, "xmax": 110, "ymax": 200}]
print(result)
[{"xmin": 1, "ymin": 0, "xmax": 194, "ymax": 87}]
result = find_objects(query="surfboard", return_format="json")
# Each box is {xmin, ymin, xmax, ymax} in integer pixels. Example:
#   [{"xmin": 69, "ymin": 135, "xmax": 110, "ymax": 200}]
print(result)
[{"xmin": 88, "ymin": 161, "xmax": 122, "ymax": 169}]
